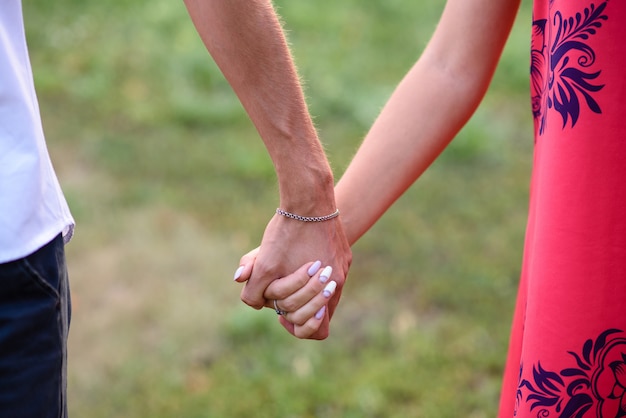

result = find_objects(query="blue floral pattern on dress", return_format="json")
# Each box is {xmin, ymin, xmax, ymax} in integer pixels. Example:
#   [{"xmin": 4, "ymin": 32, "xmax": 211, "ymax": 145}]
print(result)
[
  {"xmin": 531, "ymin": 1, "xmax": 608, "ymax": 136},
  {"xmin": 515, "ymin": 329, "xmax": 626, "ymax": 417}
]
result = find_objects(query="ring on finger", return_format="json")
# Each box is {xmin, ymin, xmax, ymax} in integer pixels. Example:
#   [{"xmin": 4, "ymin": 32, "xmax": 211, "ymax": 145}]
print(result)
[{"xmin": 273, "ymin": 299, "xmax": 288, "ymax": 316}]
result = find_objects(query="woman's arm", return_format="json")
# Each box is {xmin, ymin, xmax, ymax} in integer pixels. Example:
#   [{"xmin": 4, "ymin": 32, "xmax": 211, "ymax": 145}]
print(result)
[{"xmin": 337, "ymin": 0, "xmax": 522, "ymax": 245}]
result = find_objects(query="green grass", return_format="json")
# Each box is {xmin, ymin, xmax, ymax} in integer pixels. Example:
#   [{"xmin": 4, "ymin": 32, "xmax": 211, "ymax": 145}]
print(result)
[{"xmin": 25, "ymin": 0, "xmax": 533, "ymax": 416}]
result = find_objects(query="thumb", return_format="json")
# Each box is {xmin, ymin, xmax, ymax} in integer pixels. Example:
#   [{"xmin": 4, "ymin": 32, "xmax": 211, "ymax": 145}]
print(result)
[{"xmin": 233, "ymin": 246, "xmax": 260, "ymax": 283}]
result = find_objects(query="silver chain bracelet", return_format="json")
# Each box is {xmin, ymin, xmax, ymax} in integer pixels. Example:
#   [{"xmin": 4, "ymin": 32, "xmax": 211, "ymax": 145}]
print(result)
[{"xmin": 276, "ymin": 208, "xmax": 340, "ymax": 222}]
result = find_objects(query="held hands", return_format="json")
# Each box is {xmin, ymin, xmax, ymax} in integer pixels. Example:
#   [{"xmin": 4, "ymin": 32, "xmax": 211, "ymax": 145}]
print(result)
[
  {"xmin": 233, "ymin": 213, "xmax": 351, "ymax": 339},
  {"xmin": 235, "ymin": 249, "xmax": 340, "ymax": 339}
]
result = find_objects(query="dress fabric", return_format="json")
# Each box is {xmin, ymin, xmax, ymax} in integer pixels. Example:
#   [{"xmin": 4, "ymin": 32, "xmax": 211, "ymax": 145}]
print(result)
[{"xmin": 498, "ymin": 1, "xmax": 626, "ymax": 417}]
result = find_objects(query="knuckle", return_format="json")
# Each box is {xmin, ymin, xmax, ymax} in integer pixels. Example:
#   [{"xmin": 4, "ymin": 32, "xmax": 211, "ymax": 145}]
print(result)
[
  {"xmin": 295, "ymin": 273, "xmax": 309, "ymax": 288},
  {"xmin": 240, "ymin": 293, "xmax": 263, "ymax": 310},
  {"xmin": 295, "ymin": 325, "xmax": 314, "ymax": 339},
  {"xmin": 290, "ymin": 314, "xmax": 306, "ymax": 327},
  {"xmin": 300, "ymin": 324, "xmax": 328, "ymax": 340},
  {"xmin": 280, "ymin": 299, "xmax": 298, "ymax": 312},
  {"xmin": 263, "ymin": 285, "xmax": 281, "ymax": 301}
]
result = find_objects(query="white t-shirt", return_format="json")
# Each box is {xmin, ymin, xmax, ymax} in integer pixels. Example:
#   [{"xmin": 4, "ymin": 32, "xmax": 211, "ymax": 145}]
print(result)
[{"xmin": 0, "ymin": 0, "xmax": 74, "ymax": 263}]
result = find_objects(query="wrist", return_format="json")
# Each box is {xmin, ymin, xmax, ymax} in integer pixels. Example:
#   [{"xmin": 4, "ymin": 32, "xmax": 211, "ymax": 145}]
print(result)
[
  {"xmin": 275, "ymin": 207, "xmax": 339, "ymax": 222},
  {"xmin": 277, "ymin": 163, "xmax": 336, "ymax": 216}
]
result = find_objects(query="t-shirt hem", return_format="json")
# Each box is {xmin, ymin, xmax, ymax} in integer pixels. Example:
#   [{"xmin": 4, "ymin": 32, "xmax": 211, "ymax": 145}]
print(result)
[{"xmin": 0, "ymin": 219, "xmax": 75, "ymax": 264}]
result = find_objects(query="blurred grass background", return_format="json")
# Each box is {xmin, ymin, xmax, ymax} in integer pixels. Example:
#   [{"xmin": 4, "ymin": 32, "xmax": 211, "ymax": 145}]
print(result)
[{"xmin": 25, "ymin": 0, "xmax": 533, "ymax": 416}]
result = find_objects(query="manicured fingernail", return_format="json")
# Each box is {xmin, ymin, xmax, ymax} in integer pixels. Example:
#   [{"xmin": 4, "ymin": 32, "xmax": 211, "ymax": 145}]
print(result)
[
  {"xmin": 319, "ymin": 266, "xmax": 333, "ymax": 284},
  {"xmin": 233, "ymin": 266, "xmax": 245, "ymax": 281},
  {"xmin": 308, "ymin": 260, "xmax": 322, "ymax": 277},
  {"xmin": 315, "ymin": 305, "xmax": 326, "ymax": 320},
  {"xmin": 323, "ymin": 280, "xmax": 337, "ymax": 298}
]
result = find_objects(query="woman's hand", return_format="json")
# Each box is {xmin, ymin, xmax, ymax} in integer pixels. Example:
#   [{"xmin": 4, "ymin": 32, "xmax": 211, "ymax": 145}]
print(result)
[{"xmin": 234, "ymin": 247, "xmax": 339, "ymax": 339}]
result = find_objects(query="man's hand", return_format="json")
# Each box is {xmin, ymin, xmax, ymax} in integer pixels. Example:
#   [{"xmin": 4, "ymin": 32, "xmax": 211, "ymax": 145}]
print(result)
[{"xmin": 234, "ymin": 214, "xmax": 351, "ymax": 339}]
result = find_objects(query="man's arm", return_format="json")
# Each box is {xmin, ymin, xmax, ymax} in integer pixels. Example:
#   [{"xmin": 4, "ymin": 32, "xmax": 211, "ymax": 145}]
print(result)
[
  {"xmin": 183, "ymin": 0, "xmax": 351, "ymax": 336},
  {"xmin": 184, "ymin": 0, "xmax": 334, "ymax": 214}
]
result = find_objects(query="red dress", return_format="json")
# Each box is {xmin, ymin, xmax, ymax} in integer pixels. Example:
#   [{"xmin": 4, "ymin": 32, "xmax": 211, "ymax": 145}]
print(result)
[{"xmin": 498, "ymin": 1, "xmax": 626, "ymax": 416}]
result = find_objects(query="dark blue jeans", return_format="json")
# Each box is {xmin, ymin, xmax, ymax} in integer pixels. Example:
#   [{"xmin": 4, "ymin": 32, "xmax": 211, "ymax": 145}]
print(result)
[{"xmin": 0, "ymin": 234, "xmax": 70, "ymax": 418}]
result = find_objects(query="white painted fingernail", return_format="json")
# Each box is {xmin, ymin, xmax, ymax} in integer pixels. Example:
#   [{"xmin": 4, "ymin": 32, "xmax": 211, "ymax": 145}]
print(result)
[
  {"xmin": 315, "ymin": 305, "xmax": 326, "ymax": 320},
  {"xmin": 233, "ymin": 266, "xmax": 245, "ymax": 281},
  {"xmin": 319, "ymin": 266, "xmax": 333, "ymax": 284},
  {"xmin": 308, "ymin": 260, "xmax": 322, "ymax": 276},
  {"xmin": 323, "ymin": 280, "xmax": 337, "ymax": 298}
]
